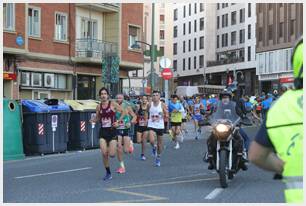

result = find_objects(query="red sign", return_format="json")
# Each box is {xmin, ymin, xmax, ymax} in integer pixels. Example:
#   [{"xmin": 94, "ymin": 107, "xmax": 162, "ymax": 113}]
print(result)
[
  {"xmin": 161, "ymin": 68, "xmax": 173, "ymax": 80},
  {"xmin": 3, "ymin": 72, "xmax": 17, "ymax": 80},
  {"xmin": 280, "ymin": 77, "xmax": 294, "ymax": 83}
]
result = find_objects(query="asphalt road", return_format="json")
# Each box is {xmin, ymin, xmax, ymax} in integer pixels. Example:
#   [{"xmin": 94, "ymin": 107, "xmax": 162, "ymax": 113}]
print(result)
[{"xmin": 3, "ymin": 123, "xmax": 285, "ymax": 203}]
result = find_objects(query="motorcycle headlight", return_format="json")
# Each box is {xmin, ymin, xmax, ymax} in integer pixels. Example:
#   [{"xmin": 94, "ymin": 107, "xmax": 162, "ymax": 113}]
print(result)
[
  {"xmin": 216, "ymin": 124, "xmax": 230, "ymax": 133},
  {"xmin": 213, "ymin": 123, "xmax": 232, "ymax": 141}
]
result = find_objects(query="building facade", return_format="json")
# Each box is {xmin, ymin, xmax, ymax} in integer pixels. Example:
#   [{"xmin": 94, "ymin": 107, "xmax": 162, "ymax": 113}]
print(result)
[
  {"xmin": 256, "ymin": 3, "xmax": 303, "ymax": 92},
  {"xmin": 122, "ymin": 3, "xmax": 174, "ymax": 96},
  {"xmin": 173, "ymin": 3, "xmax": 206, "ymax": 87},
  {"xmin": 205, "ymin": 3, "xmax": 258, "ymax": 96},
  {"xmin": 3, "ymin": 3, "xmax": 143, "ymax": 99}
]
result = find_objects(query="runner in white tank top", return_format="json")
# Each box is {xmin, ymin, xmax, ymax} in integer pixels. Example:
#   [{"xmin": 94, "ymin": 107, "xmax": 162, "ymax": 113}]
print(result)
[
  {"xmin": 147, "ymin": 91, "xmax": 168, "ymax": 167},
  {"xmin": 148, "ymin": 101, "xmax": 164, "ymax": 129}
]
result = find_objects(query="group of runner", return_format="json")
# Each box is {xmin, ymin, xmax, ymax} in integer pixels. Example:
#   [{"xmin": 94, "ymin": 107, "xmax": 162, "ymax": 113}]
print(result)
[{"xmin": 90, "ymin": 87, "xmax": 216, "ymax": 181}]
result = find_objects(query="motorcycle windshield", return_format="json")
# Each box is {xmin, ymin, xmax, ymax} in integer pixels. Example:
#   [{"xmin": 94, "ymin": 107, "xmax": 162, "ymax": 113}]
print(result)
[{"xmin": 210, "ymin": 101, "xmax": 240, "ymax": 124}]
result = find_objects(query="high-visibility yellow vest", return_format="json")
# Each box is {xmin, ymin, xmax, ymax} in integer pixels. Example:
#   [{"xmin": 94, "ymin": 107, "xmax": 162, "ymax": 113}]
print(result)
[{"xmin": 266, "ymin": 89, "xmax": 303, "ymax": 203}]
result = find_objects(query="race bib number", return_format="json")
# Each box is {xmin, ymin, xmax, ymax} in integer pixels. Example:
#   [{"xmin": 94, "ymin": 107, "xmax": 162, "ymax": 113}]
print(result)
[
  {"xmin": 102, "ymin": 118, "xmax": 112, "ymax": 128},
  {"xmin": 139, "ymin": 118, "xmax": 146, "ymax": 126},
  {"xmin": 118, "ymin": 120, "xmax": 125, "ymax": 129}
]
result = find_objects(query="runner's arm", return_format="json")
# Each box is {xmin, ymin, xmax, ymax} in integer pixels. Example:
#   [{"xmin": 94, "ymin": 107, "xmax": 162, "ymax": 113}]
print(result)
[
  {"xmin": 112, "ymin": 101, "xmax": 125, "ymax": 121},
  {"xmin": 128, "ymin": 106, "xmax": 137, "ymax": 124},
  {"xmin": 162, "ymin": 103, "xmax": 169, "ymax": 120},
  {"xmin": 90, "ymin": 104, "xmax": 100, "ymax": 123}
]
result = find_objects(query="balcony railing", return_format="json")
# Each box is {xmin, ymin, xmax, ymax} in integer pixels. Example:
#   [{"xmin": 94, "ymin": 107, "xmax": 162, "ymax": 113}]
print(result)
[
  {"xmin": 75, "ymin": 38, "xmax": 118, "ymax": 59},
  {"xmin": 207, "ymin": 56, "xmax": 244, "ymax": 67}
]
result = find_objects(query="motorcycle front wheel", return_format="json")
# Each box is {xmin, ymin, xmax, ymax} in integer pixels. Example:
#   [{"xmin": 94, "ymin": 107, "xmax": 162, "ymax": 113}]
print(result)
[{"xmin": 219, "ymin": 149, "xmax": 228, "ymax": 188}]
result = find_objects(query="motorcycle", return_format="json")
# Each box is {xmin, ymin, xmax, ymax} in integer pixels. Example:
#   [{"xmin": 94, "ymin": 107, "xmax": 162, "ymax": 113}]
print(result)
[{"xmin": 206, "ymin": 101, "xmax": 250, "ymax": 188}]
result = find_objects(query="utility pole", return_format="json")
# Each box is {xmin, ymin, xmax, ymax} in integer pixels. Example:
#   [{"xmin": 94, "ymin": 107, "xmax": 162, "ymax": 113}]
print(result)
[{"xmin": 150, "ymin": 3, "xmax": 155, "ymax": 95}]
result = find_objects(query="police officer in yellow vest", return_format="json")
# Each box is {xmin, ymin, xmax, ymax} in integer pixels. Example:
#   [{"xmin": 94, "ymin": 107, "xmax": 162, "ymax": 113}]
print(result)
[{"xmin": 249, "ymin": 37, "xmax": 303, "ymax": 203}]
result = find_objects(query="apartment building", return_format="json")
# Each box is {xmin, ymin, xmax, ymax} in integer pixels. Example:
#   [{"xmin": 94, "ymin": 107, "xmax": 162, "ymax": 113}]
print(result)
[
  {"xmin": 205, "ymin": 3, "xmax": 257, "ymax": 96},
  {"xmin": 122, "ymin": 3, "xmax": 174, "ymax": 95},
  {"xmin": 256, "ymin": 3, "xmax": 303, "ymax": 92},
  {"xmin": 173, "ymin": 3, "xmax": 206, "ymax": 87},
  {"xmin": 3, "ymin": 3, "xmax": 143, "ymax": 99}
]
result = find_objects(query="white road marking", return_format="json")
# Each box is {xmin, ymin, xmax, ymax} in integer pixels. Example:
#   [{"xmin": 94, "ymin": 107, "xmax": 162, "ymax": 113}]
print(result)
[
  {"xmin": 204, "ymin": 188, "xmax": 224, "ymax": 200},
  {"xmin": 14, "ymin": 167, "xmax": 92, "ymax": 179}
]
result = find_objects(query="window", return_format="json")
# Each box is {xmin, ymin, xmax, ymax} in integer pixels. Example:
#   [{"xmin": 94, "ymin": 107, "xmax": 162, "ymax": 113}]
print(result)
[
  {"xmin": 3, "ymin": 3, "xmax": 15, "ymax": 31},
  {"xmin": 183, "ymin": 41, "xmax": 185, "ymax": 53},
  {"xmin": 160, "ymin": 30, "xmax": 165, "ymax": 40},
  {"xmin": 189, "ymin": 4, "xmax": 191, "ymax": 16},
  {"xmin": 159, "ymin": 47, "xmax": 164, "ymax": 56},
  {"xmin": 189, "ymin": 21, "xmax": 191, "ymax": 34},
  {"xmin": 225, "ymin": 14, "xmax": 228, "ymax": 27},
  {"xmin": 188, "ymin": 39, "xmax": 191, "ymax": 52},
  {"xmin": 222, "ymin": 15, "xmax": 225, "ymax": 27},
  {"xmin": 31, "ymin": 73, "xmax": 42, "ymax": 87},
  {"xmin": 200, "ymin": 17, "xmax": 204, "ymax": 31},
  {"xmin": 248, "ymin": 24, "xmax": 251, "ymax": 39},
  {"xmin": 173, "ymin": 60, "xmax": 177, "ymax": 72},
  {"xmin": 258, "ymin": 27, "xmax": 263, "ymax": 41},
  {"xmin": 279, "ymin": 22, "xmax": 284, "ymax": 38},
  {"xmin": 194, "ymin": 56, "xmax": 197, "ymax": 69},
  {"xmin": 183, "ymin": 23, "xmax": 186, "ymax": 35},
  {"xmin": 248, "ymin": 3, "xmax": 251, "ymax": 17},
  {"xmin": 160, "ymin": 15, "xmax": 165, "ymax": 24},
  {"xmin": 268, "ymin": 25, "xmax": 273, "ymax": 40},
  {"xmin": 217, "ymin": 35, "xmax": 219, "ymax": 48},
  {"xmin": 239, "ymin": 29, "xmax": 245, "ymax": 43},
  {"xmin": 231, "ymin": 11, "xmax": 236, "ymax": 25},
  {"xmin": 188, "ymin": 57, "xmax": 191, "ymax": 70},
  {"xmin": 217, "ymin": 16, "xmax": 220, "ymax": 29},
  {"xmin": 28, "ymin": 7, "xmax": 41, "ymax": 37},
  {"xmin": 199, "ymin": 55, "xmax": 204, "ymax": 68},
  {"xmin": 173, "ymin": 43, "xmax": 177, "ymax": 55},
  {"xmin": 194, "ymin": 19, "xmax": 197, "ymax": 32},
  {"xmin": 194, "ymin": 38, "xmax": 197, "ymax": 50},
  {"xmin": 81, "ymin": 18, "xmax": 98, "ymax": 39},
  {"xmin": 200, "ymin": 36, "xmax": 204, "ymax": 49},
  {"xmin": 183, "ymin": 6, "xmax": 186, "ymax": 17},
  {"xmin": 248, "ymin": 46, "xmax": 251, "ymax": 61},
  {"xmin": 231, "ymin": 31, "xmax": 236, "ymax": 45},
  {"xmin": 173, "ymin": 26, "xmax": 178, "ymax": 38},
  {"xmin": 239, "ymin": 49, "xmax": 244, "ymax": 60},
  {"xmin": 183, "ymin": 59, "xmax": 186, "ymax": 71},
  {"xmin": 217, "ymin": 3, "xmax": 220, "ymax": 10},
  {"xmin": 194, "ymin": 3, "xmax": 197, "ymax": 14},
  {"xmin": 128, "ymin": 25, "xmax": 140, "ymax": 48},
  {"xmin": 55, "ymin": 74, "xmax": 67, "ymax": 89},
  {"xmin": 225, "ymin": 33, "xmax": 228, "ymax": 46},
  {"xmin": 222, "ymin": 34, "xmax": 224, "ymax": 47},
  {"xmin": 200, "ymin": 3, "xmax": 204, "ymax": 12},
  {"xmin": 174, "ymin": 9, "xmax": 178, "ymax": 20},
  {"xmin": 21, "ymin": 72, "xmax": 30, "ymax": 86},
  {"xmin": 240, "ymin": 9, "xmax": 245, "ymax": 23},
  {"xmin": 55, "ymin": 13, "xmax": 68, "ymax": 41},
  {"xmin": 222, "ymin": 3, "xmax": 225, "ymax": 8},
  {"xmin": 290, "ymin": 19, "xmax": 295, "ymax": 36}
]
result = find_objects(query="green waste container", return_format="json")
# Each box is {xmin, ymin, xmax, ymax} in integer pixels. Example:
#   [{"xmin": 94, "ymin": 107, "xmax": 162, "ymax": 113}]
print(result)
[
  {"xmin": 64, "ymin": 100, "xmax": 100, "ymax": 150},
  {"xmin": 3, "ymin": 99, "xmax": 25, "ymax": 160}
]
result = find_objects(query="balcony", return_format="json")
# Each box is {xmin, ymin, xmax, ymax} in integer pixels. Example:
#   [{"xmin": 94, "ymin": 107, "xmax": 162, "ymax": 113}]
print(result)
[
  {"xmin": 207, "ymin": 56, "xmax": 244, "ymax": 67},
  {"xmin": 75, "ymin": 38, "xmax": 118, "ymax": 63},
  {"xmin": 75, "ymin": 3, "xmax": 119, "ymax": 13}
]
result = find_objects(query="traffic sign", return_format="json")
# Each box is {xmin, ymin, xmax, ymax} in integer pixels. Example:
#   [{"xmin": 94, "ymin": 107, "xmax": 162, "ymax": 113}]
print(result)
[
  {"xmin": 161, "ymin": 68, "xmax": 173, "ymax": 80},
  {"xmin": 52, "ymin": 115, "xmax": 58, "ymax": 128},
  {"xmin": 160, "ymin": 57, "xmax": 171, "ymax": 68}
]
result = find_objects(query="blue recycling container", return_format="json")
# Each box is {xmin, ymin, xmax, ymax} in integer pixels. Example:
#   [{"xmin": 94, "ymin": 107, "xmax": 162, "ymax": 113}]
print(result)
[
  {"xmin": 21, "ymin": 100, "xmax": 49, "ymax": 112},
  {"xmin": 22, "ymin": 99, "xmax": 71, "ymax": 155}
]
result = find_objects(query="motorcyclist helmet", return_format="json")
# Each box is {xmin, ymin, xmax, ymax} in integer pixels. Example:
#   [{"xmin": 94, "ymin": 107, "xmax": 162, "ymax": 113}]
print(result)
[{"xmin": 291, "ymin": 37, "xmax": 303, "ymax": 89}]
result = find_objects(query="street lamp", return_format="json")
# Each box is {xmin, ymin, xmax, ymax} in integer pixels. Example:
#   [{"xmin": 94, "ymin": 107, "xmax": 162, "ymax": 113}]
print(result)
[{"xmin": 131, "ymin": 40, "xmax": 154, "ymax": 95}]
